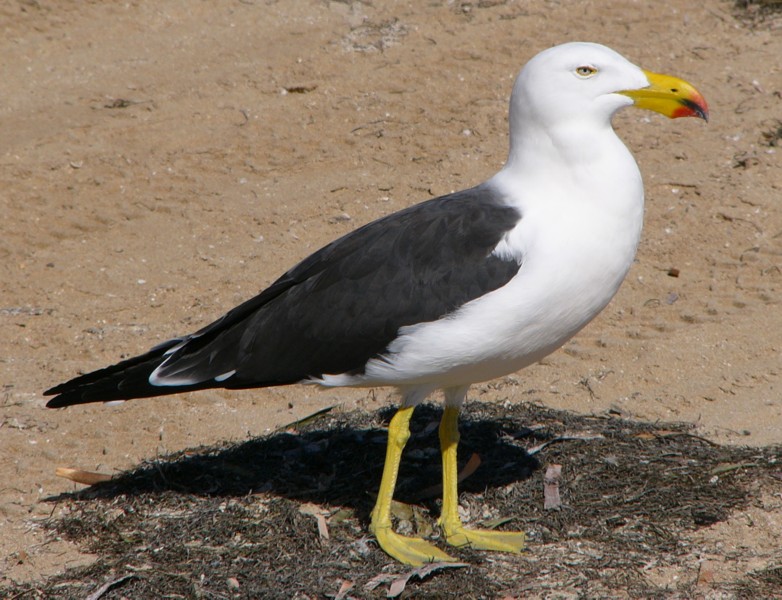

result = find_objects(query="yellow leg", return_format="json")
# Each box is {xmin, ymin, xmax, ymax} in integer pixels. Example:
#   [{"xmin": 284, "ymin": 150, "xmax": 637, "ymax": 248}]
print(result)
[
  {"xmin": 370, "ymin": 405, "xmax": 456, "ymax": 566},
  {"xmin": 437, "ymin": 405, "xmax": 526, "ymax": 553}
]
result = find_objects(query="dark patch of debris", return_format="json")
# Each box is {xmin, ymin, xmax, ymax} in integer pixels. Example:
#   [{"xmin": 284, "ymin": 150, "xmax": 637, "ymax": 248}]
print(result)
[
  {"xmin": 762, "ymin": 120, "xmax": 782, "ymax": 147},
  {"xmin": 734, "ymin": 0, "xmax": 782, "ymax": 27},
  {"xmin": 3, "ymin": 402, "xmax": 780, "ymax": 599}
]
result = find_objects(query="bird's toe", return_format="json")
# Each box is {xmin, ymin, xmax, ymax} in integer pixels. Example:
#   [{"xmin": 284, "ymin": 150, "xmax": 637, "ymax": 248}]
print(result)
[
  {"xmin": 440, "ymin": 522, "xmax": 526, "ymax": 554},
  {"xmin": 371, "ymin": 525, "xmax": 457, "ymax": 566}
]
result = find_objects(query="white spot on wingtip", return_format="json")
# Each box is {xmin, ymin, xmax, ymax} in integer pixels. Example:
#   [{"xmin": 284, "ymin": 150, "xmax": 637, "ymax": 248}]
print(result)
[
  {"xmin": 104, "ymin": 400, "xmax": 126, "ymax": 407},
  {"xmin": 149, "ymin": 360, "xmax": 210, "ymax": 387},
  {"xmin": 214, "ymin": 370, "xmax": 236, "ymax": 382}
]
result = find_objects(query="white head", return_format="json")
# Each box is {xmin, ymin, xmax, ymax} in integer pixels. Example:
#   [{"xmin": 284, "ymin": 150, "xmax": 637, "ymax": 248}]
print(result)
[
  {"xmin": 510, "ymin": 42, "xmax": 646, "ymax": 131},
  {"xmin": 505, "ymin": 42, "xmax": 707, "ymax": 168}
]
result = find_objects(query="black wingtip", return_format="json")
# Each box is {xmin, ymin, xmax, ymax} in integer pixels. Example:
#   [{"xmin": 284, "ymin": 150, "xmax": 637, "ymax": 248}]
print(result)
[
  {"xmin": 44, "ymin": 385, "xmax": 93, "ymax": 408},
  {"xmin": 44, "ymin": 383, "xmax": 65, "ymax": 397},
  {"xmin": 45, "ymin": 396, "xmax": 67, "ymax": 408},
  {"xmin": 44, "ymin": 384, "xmax": 71, "ymax": 408}
]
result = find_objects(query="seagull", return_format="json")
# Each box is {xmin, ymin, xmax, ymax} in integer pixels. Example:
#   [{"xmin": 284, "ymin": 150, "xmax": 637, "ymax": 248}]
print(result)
[{"xmin": 45, "ymin": 42, "xmax": 708, "ymax": 566}]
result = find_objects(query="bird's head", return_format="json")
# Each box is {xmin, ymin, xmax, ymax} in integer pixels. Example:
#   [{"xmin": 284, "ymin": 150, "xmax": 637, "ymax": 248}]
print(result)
[{"xmin": 510, "ymin": 42, "xmax": 709, "ymax": 132}]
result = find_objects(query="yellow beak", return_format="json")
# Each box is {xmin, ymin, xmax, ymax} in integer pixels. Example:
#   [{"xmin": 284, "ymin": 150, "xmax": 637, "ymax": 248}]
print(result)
[{"xmin": 620, "ymin": 70, "xmax": 709, "ymax": 121}]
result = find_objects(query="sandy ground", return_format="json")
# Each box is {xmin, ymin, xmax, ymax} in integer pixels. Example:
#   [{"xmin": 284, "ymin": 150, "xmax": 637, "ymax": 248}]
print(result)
[{"xmin": 1, "ymin": 0, "xmax": 780, "ymax": 592}]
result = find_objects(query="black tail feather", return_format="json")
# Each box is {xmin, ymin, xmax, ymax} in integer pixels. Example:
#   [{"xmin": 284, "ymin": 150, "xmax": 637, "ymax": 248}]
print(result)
[{"xmin": 44, "ymin": 338, "xmax": 213, "ymax": 408}]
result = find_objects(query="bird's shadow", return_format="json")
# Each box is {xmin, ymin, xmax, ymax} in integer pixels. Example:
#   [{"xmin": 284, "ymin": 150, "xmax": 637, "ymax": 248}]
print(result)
[{"xmin": 50, "ymin": 403, "xmax": 545, "ymax": 521}]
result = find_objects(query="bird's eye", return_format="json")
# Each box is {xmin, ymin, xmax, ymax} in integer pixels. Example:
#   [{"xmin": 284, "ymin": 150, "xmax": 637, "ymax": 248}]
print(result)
[{"xmin": 575, "ymin": 65, "xmax": 597, "ymax": 78}]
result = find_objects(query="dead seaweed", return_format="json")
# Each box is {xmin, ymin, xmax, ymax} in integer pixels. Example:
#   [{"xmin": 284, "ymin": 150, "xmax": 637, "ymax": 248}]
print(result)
[
  {"xmin": 3, "ymin": 402, "xmax": 780, "ymax": 599},
  {"xmin": 733, "ymin": 564, "xmax": 782, "ymax": 599}
]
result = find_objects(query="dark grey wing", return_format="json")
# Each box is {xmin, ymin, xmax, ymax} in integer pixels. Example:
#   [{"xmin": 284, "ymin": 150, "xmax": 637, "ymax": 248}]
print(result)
[
  {"xmin": 156, "ymin": 184, "xmax": 522, "ymax": 386},
  {"xmin": 45, "ymin": 184, "xmax": 521, "ymax": 406}
]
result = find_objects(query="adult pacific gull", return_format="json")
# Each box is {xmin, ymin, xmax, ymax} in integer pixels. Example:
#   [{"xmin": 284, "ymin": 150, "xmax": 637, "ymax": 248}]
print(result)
[{"xmin": 45, "ymin": 42, "xmax": 708, "ymax": 565}]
